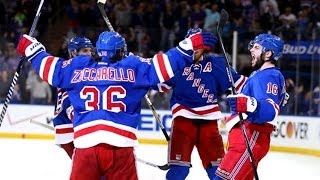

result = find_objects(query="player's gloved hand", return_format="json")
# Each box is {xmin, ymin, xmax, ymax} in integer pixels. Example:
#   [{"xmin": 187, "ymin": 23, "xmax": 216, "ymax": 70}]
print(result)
[
  {"xmin": 185, "ymin": 28, "xmax": 218, "ymax": 51},
  {"xmin": 16, "ymin": 34, "xmax": 45, "ymax": 61},
  {"xmin": 227, "ymin": 94, "xmax": 258, "ymax": 113},
  {"xmin": 177, "ymin": 31, "xmax": 217, "ymax": 58},
  {"xmin": 281, "ymin": 92, "xmax": 290, "ymax": 107}
]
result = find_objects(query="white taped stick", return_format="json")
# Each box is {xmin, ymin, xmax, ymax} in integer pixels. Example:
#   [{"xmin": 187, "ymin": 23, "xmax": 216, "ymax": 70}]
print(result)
[
  {"xmin": 30, "ymin": 119, "xmax": 54, "ymax": 131},
  {"xmin": 97, "ymin": 0, "xmax": 107, "ymax": 4}
]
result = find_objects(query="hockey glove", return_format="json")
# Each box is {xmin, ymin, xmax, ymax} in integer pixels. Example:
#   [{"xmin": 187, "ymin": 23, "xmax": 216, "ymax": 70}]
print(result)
[
  {"xmin": 177, "ymin": 32, "xmax": 217, "ymax": 58},
  {"xmin": 16, "ymin": 34, "xmax": 45, "ymax": 61},
  {"xmin": 227, "ymin": 94, "xmax": 258, "ymax": 113},
  {"xmin": 281, "ymin": 92, "xmax": 290, "ymax": 107}
]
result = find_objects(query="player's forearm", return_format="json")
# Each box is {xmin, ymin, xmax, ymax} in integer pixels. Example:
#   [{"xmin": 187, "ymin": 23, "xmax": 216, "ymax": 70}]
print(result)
[
  {"xmin": 30, "ymin": 52, "xmax": 65, "ymax": 88},
  {"xmin": 150, "ymin": 48, "xmax": 190, "ymax": 85},
  {"xmin": 249, "ymin": 99, "xmax": 280, "ymax": 123}
]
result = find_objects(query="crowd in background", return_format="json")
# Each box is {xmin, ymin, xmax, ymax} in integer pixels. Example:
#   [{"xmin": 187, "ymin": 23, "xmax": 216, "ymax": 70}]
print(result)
[{"xmin": 0, "ymin": 0, "xmax": 320, "ymax": 116}]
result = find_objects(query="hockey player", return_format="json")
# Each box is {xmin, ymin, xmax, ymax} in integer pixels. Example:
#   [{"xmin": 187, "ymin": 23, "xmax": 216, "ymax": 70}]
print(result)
[
  {"xmin": 53, "ymin": 37, "xmax": 93, "ymax": 158},
  {"xmin": 16, "ymin": 30, "xmax": 217, "ymax": 180},
  {"xmin": 214, "ymin": 33, "xmax": 286, "ymax": 180},
  {"xmin": 153, "ymin": 28, "xmax": 247, "ymax": 180}
]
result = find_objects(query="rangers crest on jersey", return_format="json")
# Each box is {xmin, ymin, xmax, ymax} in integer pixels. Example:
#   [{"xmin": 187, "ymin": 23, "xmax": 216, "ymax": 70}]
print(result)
[{"xmin": 62, "ymin": 58, "xmax": 73, "ymax": 68}]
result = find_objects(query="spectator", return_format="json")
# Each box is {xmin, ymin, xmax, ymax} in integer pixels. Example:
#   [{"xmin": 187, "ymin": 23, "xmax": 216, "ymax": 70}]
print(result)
[
  {"xmin": 26, "ymin": 69, "xmax": 52, "ymax": 105},
  {"xmin": 176, "ymin": 3, "xmax": 191, "ymax": 41},
  {"xmin": 160, "ymin": 2, "xmax": 177, "ymax": 50},
  {"xmin": 259, "ymin": 0, "xmax": 280, "ymax": 32},
  {"xmin": 190, "ymin": 2, "xmax": 206, "ymax": 28},
  {"xmin": 278, "ymin": 6, "xmax": 297, "ymax": 40},
  {"xmin": 313, "ymin": 85, "xmax": 320, "ymax": 116},
  {"xmin": 0, "ymin": 70, "xmax": 11, "ymax": 103},
  {"xmin": 4, "ymin": 42, "xmax": 19, "ymax": 71},
  {"xmin": 114, "ymin": 0, "xmax": 132, "ymax": 28},
  {"xmin": 202, "ymin": 2, "xmax": 220, "ymax": 34}
]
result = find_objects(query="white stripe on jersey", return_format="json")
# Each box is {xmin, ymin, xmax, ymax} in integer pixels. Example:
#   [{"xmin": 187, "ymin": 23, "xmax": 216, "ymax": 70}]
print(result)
[
  {"xmin": 163, "ymin": 55, "xmax": 174, "ymax": 79},
  {"xmin": 54, "ymin": 123, "xmax": 74, "ymax": 145},
  {"xmin": 39, "ymin": 57, "xmax": 46, "ymax": 79},
  {"xmin": 74, "ymin": 119, "xmax": 137, "ymax": 134},
  {"xmin": 171, "ymin": 103, "xmax": 223, "ymax": 120},
  {"xmin": 55, "ymin": 132, "xmax": 74, "ymax": 145},
  {"xmin": 56, "ymin": 123, "xmax": 73, "ymax": 129},
  {"xmin": 74, "ymin": 130, "xmax": 139, "ymax": 148},
  {"xmin": 39, "ymin": 56, "xmax": 59, "ymax": 85},
  {"xmin": 47, "ymin": 57, "xmax": 58, "ymax": 85},
  {"xmin": 234, "ymin": 75, "xmax": 247, "ymax": 93}
]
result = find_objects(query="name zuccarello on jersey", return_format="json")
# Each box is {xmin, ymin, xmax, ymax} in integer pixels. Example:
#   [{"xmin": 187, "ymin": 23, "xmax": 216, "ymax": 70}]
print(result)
[{"xmin": 71, "ymin": 67, "xmax": 135, "ymax": 83}]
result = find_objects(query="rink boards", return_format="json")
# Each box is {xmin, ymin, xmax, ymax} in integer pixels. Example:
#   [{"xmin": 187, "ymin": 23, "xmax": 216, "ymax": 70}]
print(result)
[{"xmin": 0, "ymin": 104, "xmax": 320, "ymax": 157}]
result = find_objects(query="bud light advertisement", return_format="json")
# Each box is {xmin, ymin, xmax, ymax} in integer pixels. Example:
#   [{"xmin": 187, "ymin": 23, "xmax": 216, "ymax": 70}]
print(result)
[{"xmin": 282, "ymin": 41, "xmax": 320, "ymax": 60}]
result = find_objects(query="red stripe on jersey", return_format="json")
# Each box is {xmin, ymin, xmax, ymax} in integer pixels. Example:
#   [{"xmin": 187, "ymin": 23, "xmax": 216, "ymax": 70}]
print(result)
[
  {"xmin": 235, "ymin": 76, "xmax": 246, "ymax": 91},
  {"xmin": 43, "ymin": 56, "xmax": 55, "ymax": 82},
  {"xmin": 157, "ymin": 54, "xmax": 170, "ymax": 81},
  {"xmin": 56, "ymin": 127, "xmax": 74, "ymax": 134},
  {"xmin": 172, "ymin": 104, "xmax": 220, "ymax": 115},
  {"xmin": 74, "ymin": 124, "xmax": 137, "ymax": 140}
]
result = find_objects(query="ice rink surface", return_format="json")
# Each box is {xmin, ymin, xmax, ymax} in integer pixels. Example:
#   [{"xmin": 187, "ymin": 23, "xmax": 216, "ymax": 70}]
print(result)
[{"xmin": 0, "ymin": 139, "xmax": 319, "ymax": 180}]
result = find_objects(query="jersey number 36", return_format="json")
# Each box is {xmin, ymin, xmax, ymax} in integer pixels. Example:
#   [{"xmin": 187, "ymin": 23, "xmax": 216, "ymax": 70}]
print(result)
[{"xmin": 80, "ymin": 86, "xmax": 126, "ymax": 112}]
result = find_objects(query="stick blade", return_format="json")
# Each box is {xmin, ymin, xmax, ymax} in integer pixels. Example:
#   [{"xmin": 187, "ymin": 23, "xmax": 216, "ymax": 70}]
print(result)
[
  {"xmin": 218, "ymin": 9, "xmax": 229, "ymax": 29},
  {"xmin": 158, "ymin": 164, "xmax": 170, "ymax": 170}
]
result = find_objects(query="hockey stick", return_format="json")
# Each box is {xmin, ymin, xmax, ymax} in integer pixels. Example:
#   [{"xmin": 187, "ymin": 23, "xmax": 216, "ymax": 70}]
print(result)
[
  {"xmin": 144, "ymin": 94, "xmax": 170, "ymax": 141},
  {"xmin": 0, "ymin": 0, "xmax": 45, "ymax": 127},
  {"xmin": 29, "ymin": 119, "xmax": 169, "ymax": 170},
  {"xmin": 217, "ymin": 9, "xmax": 259, "ymax": 180},
  {"xmin": 97, "ymin": 0, "xmax": 114, "ymax": 32},
  {"xmin": 97, "ymin": 0, "xmax": 170, "ymax": 141},
  {"xmin": 30, "ymin": 119, "xmax": 54, "ymax": 131},
  {"xmin": 136, "ymin": 157, "xmax": 169, "ymax": 170}
]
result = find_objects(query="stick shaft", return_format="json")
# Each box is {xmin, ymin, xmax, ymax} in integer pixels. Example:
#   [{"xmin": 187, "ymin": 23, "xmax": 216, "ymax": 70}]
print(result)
[
  {"xmin": 216, "ymin": 9, "xmax": 259, "ymax": 180},
  {"xmin": 144, "ymin": 95, "xmax": 170, "ymax": 141},
  {"xmin": 30, "ymin": 119, "xmax": 54, "ymax": 131}
]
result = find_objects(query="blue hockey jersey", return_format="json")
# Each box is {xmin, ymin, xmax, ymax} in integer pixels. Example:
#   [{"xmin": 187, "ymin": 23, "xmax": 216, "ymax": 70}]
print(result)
[
  {"xmin": 52, "ymin": 88, "xmax": 74, "ymax": 145},
  {"xmin": 242, "ymin": 67, "xmax": 286, "ymax": 125},
  {"xmin": 154, "ymin": 55, "xmax": 247, "ymax": 120},
  {"xmin": 30, "ymin": 48, "xmax": 192, "ymax": 148}
]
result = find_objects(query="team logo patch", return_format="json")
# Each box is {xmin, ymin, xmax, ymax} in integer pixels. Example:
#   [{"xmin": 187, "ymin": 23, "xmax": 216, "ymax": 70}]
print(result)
[
  {"xmin": 139, "ymin": 57, "xmax": 151, "ymax": 64},
  {"xmin": 62, "ymin": 58, "xmax": 73, "ymax": 68}
]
